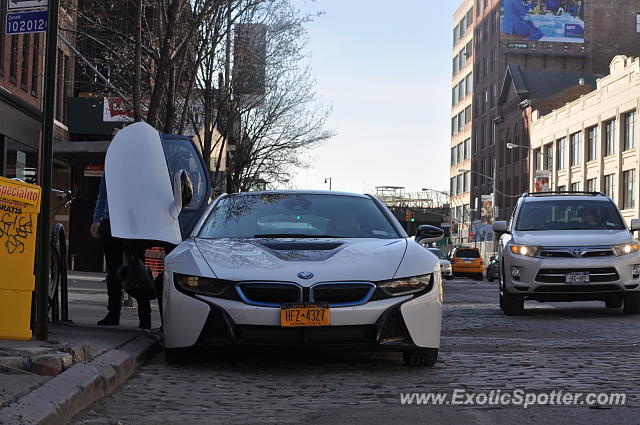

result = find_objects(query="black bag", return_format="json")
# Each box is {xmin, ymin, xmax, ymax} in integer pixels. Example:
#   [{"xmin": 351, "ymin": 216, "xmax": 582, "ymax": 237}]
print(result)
[{"xmin": 122, "ymin": 251, "xmax": 157, "ymax": 300}]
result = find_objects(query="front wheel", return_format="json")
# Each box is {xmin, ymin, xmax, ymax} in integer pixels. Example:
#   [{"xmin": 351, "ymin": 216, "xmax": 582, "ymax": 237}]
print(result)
[
  {"xmin": 623, "ymin": 293, "xmax": 640, "ymax": 315},
  {"xmin": 502, "ymin": 289, "xmax": 524, "ymax": 316},
  {"xmin": 403, "ymin": 348, "xmax": 438, "ymax": 367}
]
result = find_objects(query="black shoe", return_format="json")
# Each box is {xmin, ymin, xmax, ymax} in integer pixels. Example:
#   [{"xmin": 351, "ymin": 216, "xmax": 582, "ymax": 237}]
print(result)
[
  {"xmin": 138, "ymin": 316, "xmax": 152, "ymax": 329},
  {"xmin": 97, "ymin": 312, "xmax": 120, "ymax": 326}
]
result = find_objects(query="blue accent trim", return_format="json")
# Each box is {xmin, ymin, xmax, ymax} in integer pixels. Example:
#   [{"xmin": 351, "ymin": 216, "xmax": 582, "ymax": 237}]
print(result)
[
  {"xmin": 235, "ymin": 282, "xmax": 303, "ymax": 308},
  {"xmin": 309, "ymin": 282, "xmax": 376, "ymax": 307}
]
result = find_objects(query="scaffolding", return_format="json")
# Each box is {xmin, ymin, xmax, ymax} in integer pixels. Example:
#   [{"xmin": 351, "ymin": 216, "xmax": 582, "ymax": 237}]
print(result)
[{"xmin": 374, "ymin": 186, "xmax": 449, "ymax": 209}]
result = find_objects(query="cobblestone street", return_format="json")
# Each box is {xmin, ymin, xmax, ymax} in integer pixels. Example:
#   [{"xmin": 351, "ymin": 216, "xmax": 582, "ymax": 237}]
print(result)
[{"xmin": 71, "ymin": 280, "xmax": 640, "ymax": 424}]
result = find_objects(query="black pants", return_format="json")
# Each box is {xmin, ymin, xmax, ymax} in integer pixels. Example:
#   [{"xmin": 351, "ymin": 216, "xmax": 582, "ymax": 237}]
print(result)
[{"xmin": 98, "ymin": 219, "xmax": 151, "ymax": 319}]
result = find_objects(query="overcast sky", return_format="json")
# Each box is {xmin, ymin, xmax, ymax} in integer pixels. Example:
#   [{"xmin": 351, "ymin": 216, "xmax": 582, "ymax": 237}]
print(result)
[{"xmin": 288, "ymin": 0, "xmax": 459, "ymax": 195}]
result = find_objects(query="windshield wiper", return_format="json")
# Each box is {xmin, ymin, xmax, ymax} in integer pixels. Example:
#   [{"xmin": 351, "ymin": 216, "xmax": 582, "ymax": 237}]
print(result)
[{"xmin": 254, "ymin": 234, "xmax": 346, "ymax": 238}]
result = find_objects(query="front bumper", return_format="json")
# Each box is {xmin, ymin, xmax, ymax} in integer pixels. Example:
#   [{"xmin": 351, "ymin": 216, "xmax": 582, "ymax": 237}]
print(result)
[
  {"xmin": 502, "ymin": 252, "xmax": 640, "ymax": 301},
  {"xmin": 162, "ymin": 273, "xmax": 442, "ymax": 351}
]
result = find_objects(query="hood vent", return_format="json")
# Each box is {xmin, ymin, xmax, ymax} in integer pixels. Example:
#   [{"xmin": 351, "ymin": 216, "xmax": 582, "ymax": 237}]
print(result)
[{"xmin": 259, "ymin": 241, "xmax": 344, "ymax": 251}]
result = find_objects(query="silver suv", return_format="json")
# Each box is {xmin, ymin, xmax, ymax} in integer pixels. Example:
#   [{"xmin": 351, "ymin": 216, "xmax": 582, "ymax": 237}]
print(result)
[{"xmin": 493, "ymin": 192, "xmax": 640, "ymax": 316}]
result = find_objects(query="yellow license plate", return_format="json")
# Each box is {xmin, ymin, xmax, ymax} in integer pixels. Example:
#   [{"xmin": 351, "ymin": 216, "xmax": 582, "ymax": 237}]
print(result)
[{"xmin": 280, "ymin": 303, "xmax": 330, "ymax": 327}]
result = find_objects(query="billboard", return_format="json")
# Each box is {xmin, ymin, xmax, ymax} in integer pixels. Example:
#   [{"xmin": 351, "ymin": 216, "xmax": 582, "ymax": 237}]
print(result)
[
  {"xmin": 501, "ymin": 0, "xmax": 585, "ymax": 43},
  {"xmin": 533, "ymin": 170, "xmax": 551, "ymax": 192}
]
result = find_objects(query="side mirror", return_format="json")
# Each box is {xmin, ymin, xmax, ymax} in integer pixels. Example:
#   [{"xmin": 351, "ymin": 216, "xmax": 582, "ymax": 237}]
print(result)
[
  {"xmin": 631, "ymin": 219, "xmax": 640, "ymax": 231},
  {"xmin": 493, "ymin": 220, "xmax": 508, "ymax": 234},
  {"xmin": 490, "ymin": 256, "xmax": 496, "ymax": 261},
  {"xmin": 172, "ymin": 169, "xmax": 193, "ymax": 213},
  {"xmin": 415, "ymin": 225, "xmax": 445, "ymax": 245}
]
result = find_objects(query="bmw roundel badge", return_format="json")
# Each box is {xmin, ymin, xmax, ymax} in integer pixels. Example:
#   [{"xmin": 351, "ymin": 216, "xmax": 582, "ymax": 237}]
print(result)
[{"xmin": 298, "ymin": 271, "xmax": 314, "ymax": 279}]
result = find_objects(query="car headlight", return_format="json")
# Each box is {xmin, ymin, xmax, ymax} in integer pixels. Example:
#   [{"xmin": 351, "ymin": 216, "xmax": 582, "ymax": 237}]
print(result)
[
  {"xmin": 509, "ymin": 244, "xmax": 540, "ymax": 257},
  {"xmin": 612, "ymin": 242, "xmax": 640, "ymax": 256},
  {"xmin": 377, "ymin": 274, "xmax": 433, "ymax": 296},
  {"xmin": 174, "ymin": 273, "xmax": 234, "ymax": 297}
]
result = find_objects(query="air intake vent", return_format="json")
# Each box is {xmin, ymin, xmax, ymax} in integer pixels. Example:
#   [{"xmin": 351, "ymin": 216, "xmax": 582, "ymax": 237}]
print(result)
[{"xmin": 260, "ymin": 242, "xmax": 343, "ymax": 251}]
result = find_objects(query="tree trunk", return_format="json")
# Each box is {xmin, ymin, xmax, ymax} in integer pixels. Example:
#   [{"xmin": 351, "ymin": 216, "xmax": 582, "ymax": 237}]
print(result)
[{"xmin": 133, "ymin": 0, "xmax": 143, "ymax": 121}]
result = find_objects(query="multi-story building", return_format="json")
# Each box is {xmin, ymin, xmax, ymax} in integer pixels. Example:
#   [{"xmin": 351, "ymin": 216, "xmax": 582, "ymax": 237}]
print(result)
[
  {"xmin": 450, "ymin": 0, "xmax": 474, "ymax": 242},
  {"xmin": 530, "ymin": 55, "xmax": 640, "ymax": 223},
  {"xmin": 451, "ymin": 0, "xmax": 640, "ymax": 240}
]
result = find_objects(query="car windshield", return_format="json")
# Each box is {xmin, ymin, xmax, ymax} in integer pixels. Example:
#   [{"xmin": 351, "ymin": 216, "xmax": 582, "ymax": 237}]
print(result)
[
  {"xmin": 199, "ymin": 193, "xmax": 400, "ymax": 239},
  {"xmin": 427, "ymin": 248, "xmax": 447, "ymax": 260},
  {"xmin": 515, "ymin": 199, "xmax": 626, "ymax": 231},
  {"xmin": 455, "ymin": 249, "xmax": 479, "ymax": 258}
]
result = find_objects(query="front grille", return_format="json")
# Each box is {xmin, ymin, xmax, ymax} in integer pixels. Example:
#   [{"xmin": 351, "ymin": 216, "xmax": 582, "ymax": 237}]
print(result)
[
  {"xmin": 237, "ymin": 325, "xmax": 377, "ymax": 345},
  {"xmin": 535, "ymin": 268, "xmax": 619, "ymax": 283},
  {"xmin": 539, "ymin": 247, "xmax": 613, "ymax": 258},
  {"xmin": 311, "ymin": 283, "xmax": 375, "ymax": 306},
  {"xmin": 236, "ymin": 283, "xmax": 302, "ymax": 306},
  {"xmin": 534, "ymin": 284, "xmax": 620, "ymax": 293}
]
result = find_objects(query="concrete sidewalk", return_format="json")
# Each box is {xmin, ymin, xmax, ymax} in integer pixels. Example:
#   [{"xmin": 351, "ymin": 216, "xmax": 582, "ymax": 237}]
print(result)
[{"xmin": 0, "ymin": 272, "xmax": 161, "ymax": 425}]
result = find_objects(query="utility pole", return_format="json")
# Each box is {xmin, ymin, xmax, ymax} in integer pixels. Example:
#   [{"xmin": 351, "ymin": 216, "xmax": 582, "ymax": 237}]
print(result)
[
  {"xmin": 35, "ymin": 0, "xmax": 61, "ymax": 340},
  {"xmin": 324, "ymin": 177, "xmax": 332, "ymax": 190}
]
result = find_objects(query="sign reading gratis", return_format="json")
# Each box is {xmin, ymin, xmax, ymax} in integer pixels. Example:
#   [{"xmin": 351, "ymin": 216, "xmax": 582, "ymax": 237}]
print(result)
[{"xmin": 7, "ymin": 0, "xmax": 48, "ymax": 11}]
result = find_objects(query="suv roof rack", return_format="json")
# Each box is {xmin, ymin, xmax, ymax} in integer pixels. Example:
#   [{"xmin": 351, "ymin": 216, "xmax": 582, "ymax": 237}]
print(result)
[{"xmin": 523, "ymin": 191, "xmax": 605, "ymax": 197}]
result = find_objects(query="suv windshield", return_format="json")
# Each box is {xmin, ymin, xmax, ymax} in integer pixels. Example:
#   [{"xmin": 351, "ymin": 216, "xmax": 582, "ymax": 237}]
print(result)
[
  {"xmin": 455, "ymin": 249, "xmax": 479, "ymax": 258},
  {"xmin": 199, "ymin": 193, "xmax": 400, "ymax": 239},
  {"xmin": 515, "ymin": 199, "xmax": 626, "ymax": 231}
]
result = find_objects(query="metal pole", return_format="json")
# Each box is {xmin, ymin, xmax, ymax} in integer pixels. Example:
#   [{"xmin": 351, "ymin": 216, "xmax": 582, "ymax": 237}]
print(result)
[{"xmin": 35, "ymin": 0, "xmax": 60, "ymax": 340}]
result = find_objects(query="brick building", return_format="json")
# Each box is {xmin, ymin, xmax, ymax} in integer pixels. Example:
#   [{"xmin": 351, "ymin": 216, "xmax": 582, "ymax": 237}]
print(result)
[{"xmin": 451, "ymin": 0, "xmax": 640, "ymax": 241}]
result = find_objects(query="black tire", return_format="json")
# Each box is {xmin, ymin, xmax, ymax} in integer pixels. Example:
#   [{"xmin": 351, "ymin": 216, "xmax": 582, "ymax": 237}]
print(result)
[
  {"xmin": 502, "ymin": 289, "xmax": 524, "ymax": 316},
  {"xmin": 605, "ymin": 298, "xmax": 623, "ymax": 309},
  {"xmin": 403, "ymin": 348, "xmax": 438, "ymax": 367},
  {"xmin": 444, "ymin": 276, "xmax": 453, "ymax": 280},
  {"xmin": 623, "ymin": 293, "xmax": 640, "ymax": 315},
  {"xmin": 165, "ymin": 348, "xmax": 192, "ymax": 365}
]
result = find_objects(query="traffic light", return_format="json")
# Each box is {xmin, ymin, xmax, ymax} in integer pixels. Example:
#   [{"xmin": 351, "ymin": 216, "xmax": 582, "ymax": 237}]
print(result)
[{"xmin": 405, "ymin": 210, "xmax": 415, "ymax": 222}]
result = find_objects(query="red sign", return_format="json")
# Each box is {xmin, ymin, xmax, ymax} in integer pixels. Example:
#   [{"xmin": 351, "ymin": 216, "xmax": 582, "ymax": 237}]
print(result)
[{"xmin": 84, "ymin": 165, "xmax": 104, "ymax": 177}]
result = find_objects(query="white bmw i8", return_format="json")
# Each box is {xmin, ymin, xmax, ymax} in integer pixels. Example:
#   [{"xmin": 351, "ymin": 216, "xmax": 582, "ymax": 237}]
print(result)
[{"xmin": 105, "ymin": 123, "xmax": 444, "ymax": 367}]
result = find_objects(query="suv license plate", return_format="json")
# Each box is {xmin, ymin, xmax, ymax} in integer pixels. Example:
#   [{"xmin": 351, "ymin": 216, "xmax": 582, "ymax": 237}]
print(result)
[
  {"xmin": 565, "ymin": 272, "xmax": 589, "ymax": 284},
  {"xmin": 280, "ymin": 303, "xmax": 330, "ymax": 327}
]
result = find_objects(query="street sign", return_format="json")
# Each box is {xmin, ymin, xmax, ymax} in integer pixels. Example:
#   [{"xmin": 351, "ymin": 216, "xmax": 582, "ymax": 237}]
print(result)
[
  {"xmin": 5, "ymin": 10, "xmax": 47, "ymax": 34},
  {"xmin": 7, "ymin": 0, "xmax": 48, "ymax": 11}
]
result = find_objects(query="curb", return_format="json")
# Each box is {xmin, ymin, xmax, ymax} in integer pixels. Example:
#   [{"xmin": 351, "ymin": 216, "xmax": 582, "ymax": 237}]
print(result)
[{"xmin": 0, "ymin": 335, "xmax": 159, "ymax": 425}]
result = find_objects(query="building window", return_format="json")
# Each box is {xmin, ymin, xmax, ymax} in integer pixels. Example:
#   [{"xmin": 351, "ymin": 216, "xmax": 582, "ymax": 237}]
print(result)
[
  {"xmin": 20, "ymin": 34, "xmax": 30, "ymax": 91},
  {"xmin": 533, "ymin": 148, "xmax": 542, "ymax": 170},
  {"xmin": 604, "ymin": 119, "xmax": 616, "ymax": 156},
  {"xmin": 570, "ymin": 132, "xmax": 581, "ymax": 166},
  {"xmin": 571, "ymin": 182, "xmax": 581, "ymax": 192},
  {"xmin": 586, "ymin": 126, "xmax": 598, "ymax": 161},
  {"xmin": 491, "ymin": 49, "xmax": 496, "ymax": 71},
  {"xmin": 452, "ymin": 116, "xmax": 458, "ymax": 136},
  {"xmin": 31, "ymin": 34, "xmax": 39, "ymax": 97},
  {"xmin": 623, "ymin": 170, "xmax": 636, "ymax": 210},
  {"xmin": 636, "ymin": 12, "xmax": 640, "ymax": 33},
  {"xmin": 543, "ymin": 143, "xmax": 553, "ymax": 170},
  {"xmin": 466, "ymin": 73, "xmax": 473, "ymax": 96},
  {"xmin": 587, "ymin": 178, "xmax": 598, "ymax": 193},
  {"xmin": 464, "ymin": 172, "xmax": 470, "ymax": 193},
  {"xmin": 483, "ymin": 57, "xmax": 488, "ymax": 77},
  {"xmin": 604, "ymin": 174, "xmax": 616, "ymax": 200},
  {"xmin": 451, "ymin": 147, "xmax": 457, "ymax": 165},
  {"xmin": 464, "ymin": 138, "xmax": 470, "ymax": 159},
  {"xmin": 623, "ymin": 110, "xmax": 636, "ymax": 151},
  {"xmin": 9, "ymin": 35, "xmax": 19, "ymax": 81},
  {"xmin": 451, "ymin": 177, "xmax": 456, "ymax": 196},
  {"xmin": 556, "ymin": 138, "xmax": 566, "ymax": 170}
]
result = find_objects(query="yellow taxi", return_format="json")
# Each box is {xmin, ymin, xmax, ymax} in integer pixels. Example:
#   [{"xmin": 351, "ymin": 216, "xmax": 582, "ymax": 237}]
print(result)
[{"xmin": 448, "ymin": 246, "xmax": 484, "ymax": 281}]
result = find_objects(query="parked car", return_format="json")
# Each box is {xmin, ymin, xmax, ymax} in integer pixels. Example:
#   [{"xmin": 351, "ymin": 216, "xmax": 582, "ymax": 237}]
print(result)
[
  {"xmin": 486, "ymin": 256, "xmax": 500, "ymax": 282},
  {"xmin": 448, "ymin": 246, "xmax": 484, "ymax": 281},
  {"xmin": 105, "ymin": 122, "xmax": 445, "ymax": 367},
  {"xmin": 426, "ymin": 248, "xmax": 453, "ymax": 280},
  {"xmin": 493, "ymin": 191, "xmax": 640, "ymax": 316}
]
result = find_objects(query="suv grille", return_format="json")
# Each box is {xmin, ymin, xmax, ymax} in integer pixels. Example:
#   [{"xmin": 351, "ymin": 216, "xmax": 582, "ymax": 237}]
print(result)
[
  {"xmin": 539, "ymin": 247, "xmax": 614, "ymax": 258},
  {"xmin": 236, "ymin": 283, "xmax": 302, "ymax": 306},
  {"xmin": 535, "ymin": 268, "xmax": 619, "ymax": 283},
  {"xmin": 311, "ymin": 283, "xmax": 375, "ymax": 306}
]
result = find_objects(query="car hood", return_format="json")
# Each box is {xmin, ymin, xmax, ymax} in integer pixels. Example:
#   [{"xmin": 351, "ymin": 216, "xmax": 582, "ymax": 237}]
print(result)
[
  {"xmin": 512, "ymin": 229, "xmax": 633, "ymax": 246},
  {"xmin": 191, "ymin": 237, "xmax": 409, "ymax": 284}
]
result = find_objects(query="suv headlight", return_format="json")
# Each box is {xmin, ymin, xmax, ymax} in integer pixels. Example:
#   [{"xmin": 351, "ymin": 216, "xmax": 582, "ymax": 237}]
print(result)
[
  {"xmin": 509, "ymin": 244, "xmax": 540, "ymax": 257},
  {"xmin": 377, "ymin": 274, "xmax": 433, "ymax": 296},
  {"xmin": 612, "ymin": 242, "xmax": 640, "ymax": 256}
]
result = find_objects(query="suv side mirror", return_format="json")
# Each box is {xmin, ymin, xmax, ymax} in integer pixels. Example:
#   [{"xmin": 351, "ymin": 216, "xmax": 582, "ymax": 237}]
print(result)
[
  {"xmin": 631, "ymin": 219, "xmax": 640, "ymax": 231},
  {"xmin": 415, "ymin": 225, "xmax": 444, "ymax": 244},
  {"xmin": 493, "ymin": 221, "xmax": 508, "ymax": 233},
  {"xmin": 490, "ymin": 256, "xmax": 496, "ymax": 261},
  {"xmin": 172, "ymin": 169, "xmax": 193, "ymax": 214}
]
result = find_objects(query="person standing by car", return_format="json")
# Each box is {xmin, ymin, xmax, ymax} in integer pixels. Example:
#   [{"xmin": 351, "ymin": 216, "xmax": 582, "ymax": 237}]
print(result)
[{"xmin": 90, "ymin": 174, "xmax": 152, "ymax": 329}]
